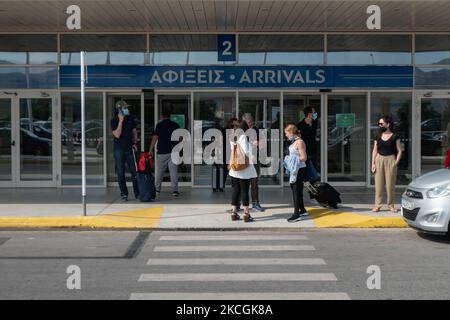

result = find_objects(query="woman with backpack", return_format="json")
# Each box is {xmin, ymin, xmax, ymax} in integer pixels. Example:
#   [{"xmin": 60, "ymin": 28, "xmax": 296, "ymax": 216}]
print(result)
[{"xmin": 228, "ymin": 120, "xmax": 257, "ymax": 222}]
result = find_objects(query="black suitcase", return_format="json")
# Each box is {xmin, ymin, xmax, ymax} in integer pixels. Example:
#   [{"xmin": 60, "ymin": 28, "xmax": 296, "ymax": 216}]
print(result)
[
  {"xmin": 212, "ymin": 165, "xmax": 224, "ymax": 192},
  {"xmin": 306, "ymin": 181, "xmax": 341, "ymax": 209},
  {"xmin": 133, "ymin": 150, "xmax": 156, "ymax": 202}
]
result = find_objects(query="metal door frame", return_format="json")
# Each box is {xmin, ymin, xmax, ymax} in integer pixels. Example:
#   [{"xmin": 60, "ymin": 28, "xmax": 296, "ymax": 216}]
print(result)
[{"xmin": 10, "ymin": 90, "xmax": 58, "ymax": 187}]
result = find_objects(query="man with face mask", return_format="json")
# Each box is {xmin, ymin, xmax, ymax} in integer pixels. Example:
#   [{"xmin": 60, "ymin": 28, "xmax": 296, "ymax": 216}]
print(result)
[
  {"xmin": 111, "ymin": 100, "xmax": 139, "ymax": 202},
  {"xmin": 297, "ymin": 106, "xmax": 320, "ymax": 182}
]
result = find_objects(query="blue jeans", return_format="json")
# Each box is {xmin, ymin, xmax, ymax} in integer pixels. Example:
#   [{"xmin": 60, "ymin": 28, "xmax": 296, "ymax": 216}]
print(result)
[{"xmin": 114, "ymin": 148, "xmax": 139, "ymax": 198}]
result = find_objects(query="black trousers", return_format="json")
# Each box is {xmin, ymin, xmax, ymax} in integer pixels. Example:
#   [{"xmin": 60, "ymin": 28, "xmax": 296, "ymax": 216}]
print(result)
[
  {"xmin": 250, "ymin": 164, "xmax": 260, "ymax": 203},
  {"xmin": 290, "ymin": 168, "xmax": 307, "ymax": 214},
  {"xmin": 231, "ymin": 177, "xmax": 250, "ymax": 207}
]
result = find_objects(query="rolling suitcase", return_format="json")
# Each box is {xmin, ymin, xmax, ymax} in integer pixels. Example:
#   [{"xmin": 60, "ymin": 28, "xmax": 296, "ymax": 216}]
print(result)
[
  {"xmin": 212, "ymin": 164, "xmax": 225, "ymax": 192},
  {"xmin": 133, "ymin": 150, "xmax": 156, "ymax": 202},
  {"xmin": 306, "ymin": 181, "xmax": 341, "ymax": 209}
]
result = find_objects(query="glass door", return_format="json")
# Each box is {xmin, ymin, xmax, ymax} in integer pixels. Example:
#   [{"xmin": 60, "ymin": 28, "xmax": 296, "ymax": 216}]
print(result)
[
  {"xmin": 193, "ymin": 92, "xmax": 236, "ymax": 186},
  {"xmin": 326, "ymin": 93, "xmax": 367, "ymax": 185},
  {"xmin": 420, "ymin": 97, "xmax": 450, "ymax": 174},
  {"xmin": 283, "ymin": 93, "xmax": 321, "ymax": 184},
  {"xmin": 16, "ymin": 94, "xmax": 56, "ymax": 186},
  {"xmin": 238, "ymin": 92, "xmax": 281, "ymax": 185},
  {"xmin": 156, "ymin": 94, "xmax": 192, "ymax": 185},
  {"xmin": 0, "ymin": 98, "xmax": 13, "ymax": 186}
]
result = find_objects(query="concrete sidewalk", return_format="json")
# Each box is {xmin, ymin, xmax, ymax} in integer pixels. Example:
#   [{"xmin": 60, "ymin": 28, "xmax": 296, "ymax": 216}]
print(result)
[{"xmin": 0, "ymin": 187, "xmax": 408, "ymax": 229}]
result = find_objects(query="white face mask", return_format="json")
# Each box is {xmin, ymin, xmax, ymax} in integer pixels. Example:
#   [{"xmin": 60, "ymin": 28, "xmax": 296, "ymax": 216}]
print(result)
[{"xmin": 288, "ymin": 135, "xmax": 295, "ymax": 141}]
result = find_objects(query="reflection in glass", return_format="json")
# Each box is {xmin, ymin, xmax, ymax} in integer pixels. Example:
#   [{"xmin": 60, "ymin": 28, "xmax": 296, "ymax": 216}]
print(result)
[
  {"xmin": 149, "ymin": 35, "xmax": 233, "ymax": 65},
  {"xmin": 327, "ymin": 35, "xmax": 411, "ymax": 65},
  {"xmin": 283, "ymin": 95, "xmax": 321, "ymax": 183},
  {"xmin": 415, "ymin": 67, "xmax": 450, "ymax": 89},
  {"xmin": 371, "ymin": 93, "xmax": 412, "ymax": 185},
  {"xmin": 327, "ymin": 95, "xmax": 367, "ymax": 182},
  {"xmin": 239, "ymin": 35, "xmax": 324, "ymax": 65},
  {"xmin": 0, "ymin": 34, "xmax": 57, "ymax": 65},
  {"xmin": 61, "ymin": 93, "xmax": 104, "ymax": 185},
  {"xmin": 20, "ymin": 98, "xmax": 53, "ymax": 181},
  {"xmin": 107, "ymin": 95, "xmax": 142, "ymax": 184},
  {"xmin": 0, "ymin": 99, "xmax": 12, "ymax": 181},
  {"xmin": 420, "ymin": 99, "xmax": 450, "ymax": 174},
  {"xmin": 239, "ymin": 93, "xmax": 281, "ymax": 185},
  {"xmin": 415, "ymin": 35, "xmax": 450, "ymax": 65},
  {"xmin": 193, "ymin": 92, "xmax": 236, "ymax": 186},
  {"xmin": 157, "ymin": 95, "xmax": 191, "ymax": 183},
  {"xmin": 61, "ymin": 34, "xmax": 146, "ymax": 65},
  {"xmin": 0, "ymin": 67, "xmax": 57, "ymax": 89}
]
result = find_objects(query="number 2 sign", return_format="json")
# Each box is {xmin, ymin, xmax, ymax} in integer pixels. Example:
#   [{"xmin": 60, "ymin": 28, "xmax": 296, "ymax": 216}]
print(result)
[{"xmin": 218, "ymin": 34, "xmax": 236, "ymax": 62}]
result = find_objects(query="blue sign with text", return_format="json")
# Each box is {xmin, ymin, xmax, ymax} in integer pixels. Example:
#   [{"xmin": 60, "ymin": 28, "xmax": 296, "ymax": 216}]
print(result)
[
  {"xmin": 60, "ymin": 65, "xmax": 413, "ymax": 89},
  {"xmin": 217, "ymin": 34, "xmax": 236, "ymax": 62}
]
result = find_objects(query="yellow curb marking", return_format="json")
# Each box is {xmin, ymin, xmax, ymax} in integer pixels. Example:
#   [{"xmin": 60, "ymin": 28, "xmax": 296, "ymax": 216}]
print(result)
[
  {"xmin": 306, "ymin": 207, "xmax": 408, "ymax": 228},
  {"xmin": 0, "ymin": 207, "xmax": 164, "ymax": 229}
]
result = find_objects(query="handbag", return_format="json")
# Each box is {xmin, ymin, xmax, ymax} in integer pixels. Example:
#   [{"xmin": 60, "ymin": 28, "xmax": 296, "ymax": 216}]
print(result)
[{"xmin": 230, "ymin": 143, "xmax": 249, "ymax": 171}]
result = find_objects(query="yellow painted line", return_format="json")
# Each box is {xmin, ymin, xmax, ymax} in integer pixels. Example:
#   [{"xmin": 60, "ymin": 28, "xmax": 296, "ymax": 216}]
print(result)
[
  {"xmin": 306, "ymin": 207, "xmax": 408, "ymax": 228},
  {"xmin": 0, "ymin": 207, "xmax": 164, "ymax": 229}
]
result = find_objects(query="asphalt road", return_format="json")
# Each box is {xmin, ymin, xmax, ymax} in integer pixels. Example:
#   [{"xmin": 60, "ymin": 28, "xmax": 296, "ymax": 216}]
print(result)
[{"xmin": 0, "ymin": 229, "xmax": 448, "ymax": 300}]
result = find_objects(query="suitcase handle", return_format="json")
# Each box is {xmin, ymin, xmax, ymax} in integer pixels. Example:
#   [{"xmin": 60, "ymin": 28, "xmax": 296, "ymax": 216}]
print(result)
[{"xmin": 132, "ymin": 148, "xmax": 138, "ymax": 172}]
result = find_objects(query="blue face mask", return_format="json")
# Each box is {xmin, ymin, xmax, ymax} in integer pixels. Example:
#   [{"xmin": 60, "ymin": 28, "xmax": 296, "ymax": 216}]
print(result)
[
  {"xmin": 312, "ymin": 112, "xmax": 318, "ymax": 120},
  {"xmin": 121, "ymin": 108, "xmax": 129, "ymax": 116}
]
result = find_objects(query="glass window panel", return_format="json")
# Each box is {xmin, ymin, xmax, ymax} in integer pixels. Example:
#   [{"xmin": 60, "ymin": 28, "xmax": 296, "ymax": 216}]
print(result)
[
  {"xmin": 239, "ymin": 35, "xmax": 324, "ymax": 65},
  {"xmin": 238, "ymin": 92, "xmax": 281, "ymax": 185},
  {"xmin": 415, "ymin": 67, "xmax": 450, "ymax": 89},
  {"xmin": 415, "ymin": 35, "xmax": 450, "ymax": 65},
  {"xmin": 327, "ymin": 95, "xmax": 367, "ymax": 182},
  {"xmin": 371, "ymin": 93, "xmax": 412, "ymax": 185},
  {"xmin": 193, "ymin": 92, "xmax": 236, "ymax": 186},
  {"xmin": 20, "ymin": 98, "xmax": 53, "ymax": 181},
  {"xmin": 0, "ymin": 99, "xmax": 12, "ymax": 181},
  {"xmin": 420, "ymin": 98, "xmax": 450, "ymax": 174},
  {"xmin": 0, "ymin": 67, "xmax": 57, "ymax": 89},
  {"xmin": 327, "ymin": 35, "xmax": 412, "ymax": 65},
  {"xmin": 0, "ymin": 35, "xmax": 57, "ymax": 65},
  {"xmin": 150, "ymin": 35, "xmax": 231, "ymax": 65},
  {"xmin": 283, "ymin": 95, "xmax": 321, "ymax": 183},
  {"xmin": 61, "ymin": 34, "xmax": 146, "ymax": 65},
  {"xmin": 61, "ymin": 92, "xmax": 104, "ymax": 185}
]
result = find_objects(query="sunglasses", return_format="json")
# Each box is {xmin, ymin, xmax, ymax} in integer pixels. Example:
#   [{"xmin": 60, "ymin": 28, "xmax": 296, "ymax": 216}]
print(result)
[{"xmin": 378, "ymin": 123, "xmax": 385, "ymax": 126}]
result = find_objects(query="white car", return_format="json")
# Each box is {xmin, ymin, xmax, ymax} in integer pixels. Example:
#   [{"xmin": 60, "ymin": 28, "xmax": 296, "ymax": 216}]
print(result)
[{"xmin": 402, "ymin": 168, "xmax": 450, "ymax": 236}]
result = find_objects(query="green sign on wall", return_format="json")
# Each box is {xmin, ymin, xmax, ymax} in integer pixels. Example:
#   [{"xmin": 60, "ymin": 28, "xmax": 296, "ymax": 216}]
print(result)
[
  {"xmin": 170, "ymin": 114, "xmax": 185, "ymax": 129},
  {"xmin": 336, "ymin": 113, "xmax": 356, "ymax": 128}
]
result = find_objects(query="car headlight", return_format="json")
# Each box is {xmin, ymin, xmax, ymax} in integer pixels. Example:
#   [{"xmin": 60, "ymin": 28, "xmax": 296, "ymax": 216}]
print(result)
[{"xmin": 427, "ymin": 183, "xmax": 450, "ymax": 198}]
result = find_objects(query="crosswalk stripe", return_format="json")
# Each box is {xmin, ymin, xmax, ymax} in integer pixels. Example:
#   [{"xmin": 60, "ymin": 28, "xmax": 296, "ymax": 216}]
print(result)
[
  {"xmin": 130, "ymin": 292, "xmax": 351, "ymax": 300},
  {"xmin": 154, "ymin": 245, "xmax": 315, "ymax": 252},
  {"xmin": 147, "ymin": 258, "xmax": 326, "ymax": 265},
  {"xmin": 158, "ymin": 235, "xmax": 308, "ymax": 241},
  {"xmin": 138, "ymin": 273, "xmax": 337, "ymax": 282}
]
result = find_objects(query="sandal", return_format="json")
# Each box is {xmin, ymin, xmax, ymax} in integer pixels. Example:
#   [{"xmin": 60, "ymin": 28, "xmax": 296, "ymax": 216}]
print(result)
[
  {"xmin": 389, "ymin": 207, "xmax": 398, "ymax": 213},
  {"xmin": 372, "ymin": 207, "xmax": 381, "ymax": 212},
  {"xmin": 231, "ymin": 212, "xmax": 240, "ymax": 221},
  {"xmin": 243, "ymin": 212, "xmax": 254, "ymax": 223}
]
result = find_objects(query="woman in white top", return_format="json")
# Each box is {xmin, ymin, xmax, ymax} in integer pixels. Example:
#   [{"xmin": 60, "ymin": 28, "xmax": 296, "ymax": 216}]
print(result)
[
  {"xmin": 228, "ymin": 120, "xmax": 257, "ymax": 222},
  {"xmin": 285, "ymin": 124, "xmax": 308, "ymax": 222}
]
